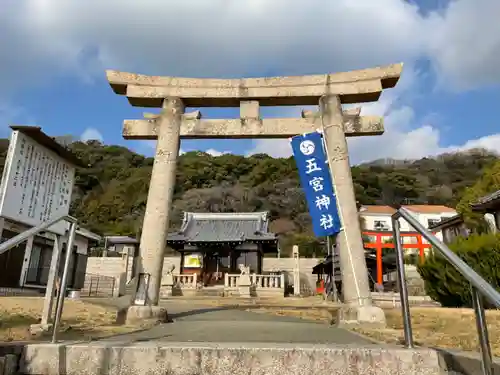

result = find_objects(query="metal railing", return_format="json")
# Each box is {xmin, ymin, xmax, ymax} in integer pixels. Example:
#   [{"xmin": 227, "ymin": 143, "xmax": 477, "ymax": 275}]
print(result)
[
  {"xmin": 0, "ymin": 214, "xmax": 75, "ymax": 256},
  {"xmin": 0, "ymin": 214, "xmax": 78, "ymax": 343},
  {"xmin": 83, "ymin": 273, "xmax": 116, "ymax": 297},
  {"xmin": 392, "ymin": 207, "xmax": 500, "ymax": 375}
]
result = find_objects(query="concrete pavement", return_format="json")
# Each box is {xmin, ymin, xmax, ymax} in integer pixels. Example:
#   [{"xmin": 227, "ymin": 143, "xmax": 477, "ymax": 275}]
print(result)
[
  {"xmin": 99, "ymin": 300, "xmax": 373, "ymax": 345},
  {"xmin": 16, "ymin": 300, "xmax": 453, "ymax": 375}
]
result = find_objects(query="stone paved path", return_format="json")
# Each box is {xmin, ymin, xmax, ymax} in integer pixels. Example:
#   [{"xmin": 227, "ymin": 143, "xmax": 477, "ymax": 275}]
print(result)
[{"xmin": 99, "ymin": 301, "xmax": 373, "ymax": 345}]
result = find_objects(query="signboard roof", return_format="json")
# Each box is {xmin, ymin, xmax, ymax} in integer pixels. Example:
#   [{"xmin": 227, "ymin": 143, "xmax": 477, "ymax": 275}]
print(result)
[
  {"xmin": 9, "ymin": 126, "xmax": 84, "ymax": 167},
  {"xmin": 0, "ymin": 127, "xmax": 82, "ymax": 235}
]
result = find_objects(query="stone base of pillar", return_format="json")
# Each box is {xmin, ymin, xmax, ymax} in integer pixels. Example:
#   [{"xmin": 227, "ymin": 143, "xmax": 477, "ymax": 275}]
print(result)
[
  {"xmin": 29, "ymin": 323, "xmax": 53, "ymax": 336},
  {"xmin": 238, "ymin": 274, "xmax": 252, "ymax": 298},
  {"xmin": 160, "ymin": 283, "xmax": 174, "ymax": 298},
  {"xmin": 336, "ymin": 305, "xmax": 386, "ymax": 328},
  {"xmin": 123, "ymin": 305, "xmax": 170, "ymax": 325},
  {"xmin": 239, "ymin": 286, "xmax": 252, "ymax": 298}
]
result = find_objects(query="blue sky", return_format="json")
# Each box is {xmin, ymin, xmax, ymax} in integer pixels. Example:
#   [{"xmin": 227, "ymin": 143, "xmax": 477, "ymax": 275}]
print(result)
[{"xmin": 1, "ymin": 0, "xmax": 499, "ymax": 164}]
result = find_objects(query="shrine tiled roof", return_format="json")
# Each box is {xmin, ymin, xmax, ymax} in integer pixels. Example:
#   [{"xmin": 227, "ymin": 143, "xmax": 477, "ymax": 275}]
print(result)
[{"xmin": 167, "ymin": 212, "xmax": 277, "ymax": 244}]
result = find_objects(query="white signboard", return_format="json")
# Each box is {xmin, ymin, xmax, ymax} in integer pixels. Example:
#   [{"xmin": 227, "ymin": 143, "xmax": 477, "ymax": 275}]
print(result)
[{"xmin": 0, "ymin": 131, "xmax": 76, "ymax": 235}]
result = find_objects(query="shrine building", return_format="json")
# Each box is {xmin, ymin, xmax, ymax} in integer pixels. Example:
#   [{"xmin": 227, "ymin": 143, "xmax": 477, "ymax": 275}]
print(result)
[{"xmin": 166, "ymin": 212, "xmax": 278, "ymax": 286}]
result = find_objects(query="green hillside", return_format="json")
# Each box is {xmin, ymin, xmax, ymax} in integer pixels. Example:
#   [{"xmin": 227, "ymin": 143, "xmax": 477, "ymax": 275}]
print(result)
[{"xmin": 0, "ymin": 139, "xmax": 497, "ymax": 257}]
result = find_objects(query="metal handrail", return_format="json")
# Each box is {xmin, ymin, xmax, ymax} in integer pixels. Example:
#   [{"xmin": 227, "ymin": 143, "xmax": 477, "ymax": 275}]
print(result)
[
  {"xmin": 392, "ymin": 207, "xmax": 496, "ymax": 375},
  {"xmin": 395, "ymin": 208, "xmax": 500, "ymax": 306},
  {"xmin": 0, "ymin": 214, "xmax": 78, "ymax": 343},
  {"xmin": 0, "ymin": 214, "xmax": 77, "ymax": 256}
]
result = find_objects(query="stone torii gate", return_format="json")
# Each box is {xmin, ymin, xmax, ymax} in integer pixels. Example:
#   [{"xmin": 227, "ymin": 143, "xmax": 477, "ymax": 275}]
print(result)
[{"xmin": 106, "ymin": 63, "xmax": 403, "ymax": 325}]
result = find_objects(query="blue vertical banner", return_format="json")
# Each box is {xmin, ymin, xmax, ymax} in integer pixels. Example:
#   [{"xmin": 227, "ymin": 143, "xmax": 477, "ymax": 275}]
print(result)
[{"xmin": 291, "ymin": 131, "xmax": 341, "ymax": 237}]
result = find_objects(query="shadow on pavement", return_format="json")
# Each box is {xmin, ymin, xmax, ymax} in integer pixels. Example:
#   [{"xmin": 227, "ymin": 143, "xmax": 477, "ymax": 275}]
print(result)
[{"xmin": 169, "ymin": 306, "xmax": 237, "ymax": 320}]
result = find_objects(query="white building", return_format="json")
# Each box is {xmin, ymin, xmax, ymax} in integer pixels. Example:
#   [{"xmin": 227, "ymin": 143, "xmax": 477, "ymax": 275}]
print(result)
[
  {"xmin": 0, "ymin": 218, "xmax": 101, "ymax": 290},
  {"xmin": 359, "ymin": 205, "xmax": 458, "ymax": 241}
]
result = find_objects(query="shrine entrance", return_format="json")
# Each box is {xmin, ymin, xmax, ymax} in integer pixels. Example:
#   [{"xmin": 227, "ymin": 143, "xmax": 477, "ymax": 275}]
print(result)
[
  {"xmin": 168, "ymin": 212, "xmax": 277, "ymax": 289},
  {"xmin": 107, "ymin": 63, "xmax": 403, "ymax": 325},
  {"xmin": 202, "ymin": 252, "xmax": 227, "ymax": 287}
]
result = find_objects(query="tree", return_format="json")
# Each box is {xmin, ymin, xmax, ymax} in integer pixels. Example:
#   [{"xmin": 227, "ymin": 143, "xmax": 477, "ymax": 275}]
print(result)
[
  {"xmin": 280, "ymin": 233, "xmax": 325, "ymax": 258},
  {"xmin": 417, "ymin": 233, "xmax": 500, "ymax": 308},
  {"xmin": 456, "ymin": 159, "xmax": 500, "ymax": 231},
  {"xmin": 0, "ymin": 137, "xmax": 496, "ymax": 248}
]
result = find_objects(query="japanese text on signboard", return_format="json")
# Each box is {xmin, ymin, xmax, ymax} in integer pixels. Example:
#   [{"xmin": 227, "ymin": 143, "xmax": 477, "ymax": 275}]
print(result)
[
  {"xmin": 291, "ymin": 131, "xmax": 341, "ymax": 237},
  {"xmin": 0, "ymin": 130, "xmax": 76, "ymax": 235}
]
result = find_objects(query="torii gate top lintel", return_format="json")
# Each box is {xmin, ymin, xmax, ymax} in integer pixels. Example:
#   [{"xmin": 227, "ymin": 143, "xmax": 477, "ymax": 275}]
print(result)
[{"xmin": 106, "ymin": 63, "xmax": 403, "ymax": 108}]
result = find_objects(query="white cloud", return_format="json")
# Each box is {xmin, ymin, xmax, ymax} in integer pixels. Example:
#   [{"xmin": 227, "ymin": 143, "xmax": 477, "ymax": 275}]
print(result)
[
  {"xmin": 2, "ymin": 0, "xmax": 500, "ymax": 163},
  {"xmin": 205, "ymin": 149, "xmax": 230, "ymax": 157},
  {"xmin": 248, "ymin": 139, "xmax": 293, "ymax": 158},
  {"xmin": 423, "ymin": 0, "xmax": 500, "ymax": 90},
  {"xmin": 80, "ymin": 127, "xmax": 103, "ymax": 142},
  {"xmin": 347, "ymin": 67, "xmax": 500, "ymax": 162},
  {"xmin": 0, "ymin": 0, "xmax": 499, "ymax": 99},
  {"xmin": 248, "ymin": 67, "xmax": 500, "ymax": 163},
  {"xmin": 143, "ymin": 140, "xmax": 215, "ymax": 156}
]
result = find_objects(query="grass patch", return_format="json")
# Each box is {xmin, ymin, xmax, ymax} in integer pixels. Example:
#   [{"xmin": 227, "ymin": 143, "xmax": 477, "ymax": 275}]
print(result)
[
  {"xmin": 0, "ymin": 297, "xmax": 149, "ymax": 342},
  {"xmin": 352, "ymin": 307, "xmax": 500, "ymax": 355},
  {"xmin": 248, "ymin": 304, "xmax": 500, "ymax": 355},
  {"xmin": 245, "ymin": 306, "xmax": 337, "ymax": 323}
]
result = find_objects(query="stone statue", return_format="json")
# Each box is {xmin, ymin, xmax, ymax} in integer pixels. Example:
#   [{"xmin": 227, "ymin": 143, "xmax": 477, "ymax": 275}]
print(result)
[
  {"xmin": 238, "ymin": 264, "xmax": 252, "ymax": 297},
  {"xmin": 239, "ymin": 264, "xmax": 250, "ymax": 275},
  {"xmin": 166, "ymin": 264, "xmax": 175, "ymax": 275}
]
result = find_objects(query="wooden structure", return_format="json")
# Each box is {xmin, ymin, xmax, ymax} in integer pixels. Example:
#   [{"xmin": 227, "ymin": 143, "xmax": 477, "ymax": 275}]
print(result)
[
  {"xmin": 363, "ymin": 230, "xmax": 433, "ymax": 286},
  {"xmin": 313, "ymin": 250, "xmax": 397, "ymax": 294},
  {"xmin": 167, "ymin": 212, "xmax": 278, "ymax": 286},
  {"xmin": 428, "ymin": 215, "xmax": 469, "ymax": 244},
  {"xmin": 426, "ymin": 190, "xmax": 500, "ymax": 244}
]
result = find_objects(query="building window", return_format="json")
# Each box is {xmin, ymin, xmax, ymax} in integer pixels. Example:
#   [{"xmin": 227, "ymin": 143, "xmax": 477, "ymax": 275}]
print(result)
[
  {"xmin": 427, "ymin": 219, "xmax": 441, "ymax": 228},
  {"xmin": 59, "ymin": 244, "xmax": 79, "ymax": 288},
  {"xmin": 25, "ymin": 235, "xmax": 56, "ymax": 286},
  {"xmin": 374, "ymin": 220, "xmax": 390, "ymax": 231}
]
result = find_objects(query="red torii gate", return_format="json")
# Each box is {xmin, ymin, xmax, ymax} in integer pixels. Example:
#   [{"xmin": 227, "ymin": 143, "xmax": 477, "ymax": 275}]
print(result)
[{"xmin": 363, "ymin": 230, "xmax": 434, "ymax": 285}]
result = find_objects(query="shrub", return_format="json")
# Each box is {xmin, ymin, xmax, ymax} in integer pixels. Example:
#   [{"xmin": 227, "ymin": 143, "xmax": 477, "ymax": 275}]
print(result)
[{"xmin": 417, "ymin": 233, "xmax": 500, "ymax": 308}]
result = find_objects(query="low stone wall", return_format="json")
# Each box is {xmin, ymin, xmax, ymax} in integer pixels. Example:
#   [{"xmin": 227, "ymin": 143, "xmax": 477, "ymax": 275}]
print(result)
[
  {"xmin": 19, "ymin": 342, "xmax": 444, "ymax": 375},
  {"xmin": 85, "ymin": 257, "xmax": 127, "ymax": 278},
  {"xmin": 85, "ymin": 257, "xmax": 426, "ymax": 298},
  {"xmin": 80, "ymin": 273, "xmax": 122, "ymax": 298},
  {"xmin": 0, "ymin": 341, "xmax": 498, "ymax": 375},
  {"xmin": 371, "ymin": 292, "xmax": 440, "ymax": 308},
  {"xmin": 384, "ymin": 265, "xmax": 427, "ymax": 296},
  {"xmin": 86, "ymin": 256, "xmax": 319, "ymax": 296}
]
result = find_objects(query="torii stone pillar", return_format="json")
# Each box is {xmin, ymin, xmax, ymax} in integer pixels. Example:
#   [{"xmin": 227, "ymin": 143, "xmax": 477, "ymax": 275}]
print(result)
[
  {"xmin": 321, "ymin": 95, "xmax": 384, "ymax": 325},
  {"xmin": 106, "ymin": 63, "xmax": 403, "ymax": 325},
  {"xmin": 139, "ymin": 98, "xmax": 184, "ymax": 307}
]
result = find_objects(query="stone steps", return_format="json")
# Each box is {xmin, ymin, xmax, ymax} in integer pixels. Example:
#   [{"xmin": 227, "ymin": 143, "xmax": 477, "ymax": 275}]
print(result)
[
  {"xmin": 1, "ymin": 336, "xmax": 494, "ymax": 375},
  {"xmin": 18, "ymin": 342, "xmax": 449, "ymax": 375}
]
